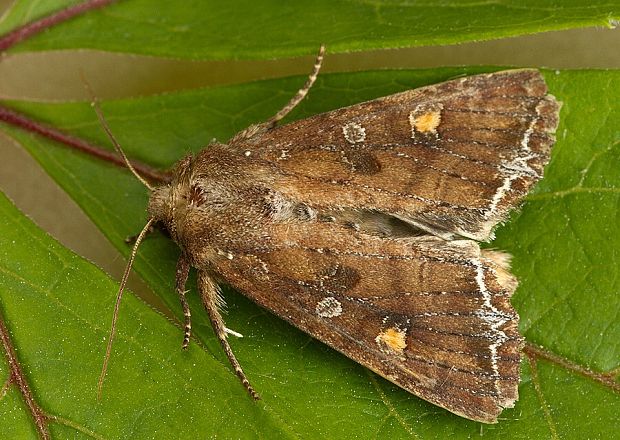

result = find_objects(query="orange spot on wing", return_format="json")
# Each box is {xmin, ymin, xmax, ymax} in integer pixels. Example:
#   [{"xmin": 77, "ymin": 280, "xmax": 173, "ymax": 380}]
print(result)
[
  {"xmin": 413, "ymin": 110, "xmax": 442, "ymax": 133},
  {"xmin": 376, "ymin": 327, "xmax": 407, "ymax": 353}
]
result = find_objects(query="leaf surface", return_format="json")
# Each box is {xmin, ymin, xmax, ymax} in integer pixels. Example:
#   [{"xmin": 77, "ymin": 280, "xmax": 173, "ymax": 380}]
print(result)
[{"xmin": 0, "ymin": 0, "xmax": 618, "ymax": 59}]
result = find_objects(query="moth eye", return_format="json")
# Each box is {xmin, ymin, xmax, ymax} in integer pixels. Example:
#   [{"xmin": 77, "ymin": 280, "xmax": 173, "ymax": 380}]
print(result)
[{"xmin": 188, "ymin": 185, "xmax": 205, "ymax": 207}]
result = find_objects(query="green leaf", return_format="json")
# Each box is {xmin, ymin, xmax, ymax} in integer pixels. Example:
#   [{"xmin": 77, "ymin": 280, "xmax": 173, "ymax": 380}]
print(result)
[
  {"xmin": 0, "ymin": 0, "xmax": 618, "ymax": 59},
  {"xmin": 1, "ymin": 68, "xmax": 618, "ymax": 438},
  {"xmin": 494, "ymin": 72, "xmax": 620, "ymax": 374}
]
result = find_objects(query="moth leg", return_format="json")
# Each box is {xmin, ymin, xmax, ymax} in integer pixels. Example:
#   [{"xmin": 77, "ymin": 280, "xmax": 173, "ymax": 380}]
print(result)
[
  {"xmin": 264, "ymin": 44, "xmax": 325, "ymax": 129},
  {"xmin": 197, "ymin": 270, "xmax": 260, "ymax": 400},
  {"xmin": 176, "ymin": 254, "xmax": 192, "ymax": 350}
]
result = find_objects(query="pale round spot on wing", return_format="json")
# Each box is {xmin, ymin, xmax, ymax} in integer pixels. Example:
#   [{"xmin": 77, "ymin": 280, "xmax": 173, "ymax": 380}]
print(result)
[
  {"xmin": 342, "ymin": 122, "xmax": 366, "ymax": 144},
  {"xmin": 316, "ymin": 296, "xmax": 343, "ymax": 318}
]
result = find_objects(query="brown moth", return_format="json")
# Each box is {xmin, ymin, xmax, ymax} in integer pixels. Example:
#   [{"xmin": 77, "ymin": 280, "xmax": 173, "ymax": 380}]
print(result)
[{"xmin": 97, "ymin": 46, "xmax": 561, "ymax": 424}]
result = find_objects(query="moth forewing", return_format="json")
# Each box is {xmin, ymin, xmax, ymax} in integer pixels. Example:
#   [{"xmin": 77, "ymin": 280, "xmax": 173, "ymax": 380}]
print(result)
[
  {"xmin": 236, "ymin": 69, "xmax": 560, "ymax": 242},
  {"xmin": 144, "ymin": 68, "xmax": 560, "ymax": 423}
]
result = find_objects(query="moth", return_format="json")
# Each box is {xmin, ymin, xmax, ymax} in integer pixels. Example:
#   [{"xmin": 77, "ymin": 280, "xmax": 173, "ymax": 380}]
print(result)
[{"xmin": 96, "ymin": 46, "xmax": 561, "ymax": 424}]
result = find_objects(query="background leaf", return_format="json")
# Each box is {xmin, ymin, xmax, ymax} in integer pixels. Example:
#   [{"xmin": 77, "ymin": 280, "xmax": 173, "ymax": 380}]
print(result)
[
  {"xmin": 1, "ymin": 68, "xmax": 618, "ymax": 438},
  {"xmin": 0, "ymin": 0, "xmax": 618, "ymax": 59}
]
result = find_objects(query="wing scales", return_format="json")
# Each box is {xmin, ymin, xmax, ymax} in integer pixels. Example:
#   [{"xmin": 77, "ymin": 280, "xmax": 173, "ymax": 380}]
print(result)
[
  {"xmin": 213, "ymin": 223, "xmax": 522, "ymax": 423},
  {"xmin": 233, "ymin": 70, "xmax": 560, "ymax": 240}
]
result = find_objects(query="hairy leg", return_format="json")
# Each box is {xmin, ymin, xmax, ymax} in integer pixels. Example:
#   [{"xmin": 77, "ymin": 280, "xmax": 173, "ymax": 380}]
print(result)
[
  {"xmin": 175, "ymin": 254, "xmax": 192, "ymax": 349},
  {"xmin": 197, "ymin": 271, "xmax": 260, "ymax": 400}
]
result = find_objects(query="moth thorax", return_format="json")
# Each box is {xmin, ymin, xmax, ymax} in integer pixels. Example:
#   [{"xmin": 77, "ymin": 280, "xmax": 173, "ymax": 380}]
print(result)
[{"xmin": 148, "ymin": 185, "xmax": 172, "ymax": 223}]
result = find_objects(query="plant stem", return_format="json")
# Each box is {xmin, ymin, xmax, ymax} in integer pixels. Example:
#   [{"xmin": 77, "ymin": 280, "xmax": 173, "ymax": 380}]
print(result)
[
  {"xmin": 0, "ymin": 0, "xmax": 119, "ymax": 52},
  {"xmin": 0, "ymin": 105, "xmax": 170, "ymax": 184},
  {"xmin": 524, "ymin": 341, "xmax": 620, "ymax": 392},
  {"xmin": 0, "ymin": 305, "xmax": 50, "ymax": 440}
]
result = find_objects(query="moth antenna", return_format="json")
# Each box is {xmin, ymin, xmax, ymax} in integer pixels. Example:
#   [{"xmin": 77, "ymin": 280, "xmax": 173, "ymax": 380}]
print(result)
[
  {"xmin": 91, "ymin": 101, "xmax": 154, "ymax": 191},
  {"xmin": 266, "ymin": 44, "xmax": 325, "ymax": 127},
  {"xmin": 97, "ymin": 217, "xmax": 156, "ymax": 399},
  {"xmin": 80, "ymin": 73, "xmax": 154, "ymax": 191}
]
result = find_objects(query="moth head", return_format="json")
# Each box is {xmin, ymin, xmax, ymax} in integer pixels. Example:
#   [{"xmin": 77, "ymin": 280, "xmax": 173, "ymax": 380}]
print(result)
[
  {"xmin": 147, "ymin": 185, "xmax": 172, "ymax": 228},
  {"xmin": 146, "ymin": 154, "xmax": 193, "ymax": 240}
]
